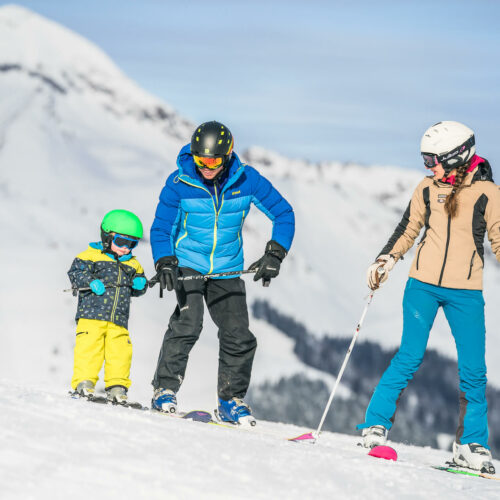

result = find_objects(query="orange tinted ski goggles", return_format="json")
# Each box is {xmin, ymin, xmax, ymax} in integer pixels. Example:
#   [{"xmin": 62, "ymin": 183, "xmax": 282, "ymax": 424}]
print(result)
[{"xmin": 193, "ymin": 155, "xmax": 224, "ymax": 169}]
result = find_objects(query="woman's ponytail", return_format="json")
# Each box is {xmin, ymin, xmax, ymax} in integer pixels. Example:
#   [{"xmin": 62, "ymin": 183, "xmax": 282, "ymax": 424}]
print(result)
[{"xmin": 444, "ymin": 163, "xmax": 470, "ymax": 217}]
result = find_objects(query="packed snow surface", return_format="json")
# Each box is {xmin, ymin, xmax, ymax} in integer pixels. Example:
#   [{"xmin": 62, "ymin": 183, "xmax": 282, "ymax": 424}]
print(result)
[{"xmin": 0, "ymin": 382, "xmax": 498, "ymax": 500}]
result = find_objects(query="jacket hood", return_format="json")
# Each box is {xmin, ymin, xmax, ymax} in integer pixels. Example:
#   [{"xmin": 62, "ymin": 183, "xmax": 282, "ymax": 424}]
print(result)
[{"xmin": 471, "ymin": 155, "xmax": 493, "ymax": 182}]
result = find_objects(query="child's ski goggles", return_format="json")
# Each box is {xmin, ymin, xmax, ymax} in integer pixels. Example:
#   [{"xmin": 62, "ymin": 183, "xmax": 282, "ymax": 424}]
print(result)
[
  {"xmin": 193, "ymin": 155, "xmax": 224, "ymax": 169},
  {"xmin": 113, "ymin": 234, "xmax": 139, "ymax": 249}
]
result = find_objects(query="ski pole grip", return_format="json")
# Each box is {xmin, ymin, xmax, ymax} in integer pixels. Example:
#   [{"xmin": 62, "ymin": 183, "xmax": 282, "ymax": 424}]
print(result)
[{"xmin": 263, "ymin": 278, "xmax": 271, "ymax": 287}]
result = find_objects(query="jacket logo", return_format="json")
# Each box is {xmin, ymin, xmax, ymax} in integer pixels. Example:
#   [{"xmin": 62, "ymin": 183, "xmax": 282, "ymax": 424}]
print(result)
[{"xmin": 232, "ymin": 190, "xmax": 241, "ymax": 195}]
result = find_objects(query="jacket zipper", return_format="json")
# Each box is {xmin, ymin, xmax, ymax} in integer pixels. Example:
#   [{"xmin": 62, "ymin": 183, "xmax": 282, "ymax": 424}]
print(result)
[
  {"xmin": 467, "ymin": 250, "xmax": 476, "ymax": 280},
  {"xmin": 179, "ymin": 175, "xmax": 237, "ymax": 274},
  {"xmin": 209, "ymin": 183, "xmax": 225, "ymax": 274},
  {"xmin": 416, "ymin": 240, "xmax": 426, "ymax": 270},
  {"xmin": 438, "ymin": 215, "xmax": 452, "ymax": 286},
  {"xmin": 110, "ymin": 264, "xmax": 122, "ymax": 323}
]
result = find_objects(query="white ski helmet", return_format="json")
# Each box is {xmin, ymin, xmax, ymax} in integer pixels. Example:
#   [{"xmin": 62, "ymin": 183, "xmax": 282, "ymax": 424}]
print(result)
[{"xmin": 420, "ymin": 121, "xmax": 476, "ymax": 174}]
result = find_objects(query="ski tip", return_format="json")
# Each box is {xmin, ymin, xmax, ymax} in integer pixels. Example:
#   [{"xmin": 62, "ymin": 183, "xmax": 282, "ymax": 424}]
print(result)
[
  {"xmin": 182, "ymin": 410, "xmax": 213, "ymax": 423},
  {"xmin": 288, "ymin": 432, "xmax": 316, "ymax": 443},
  {"xmin": 368, "ymin": 445, "xmax": 398, "ymax": 461}
]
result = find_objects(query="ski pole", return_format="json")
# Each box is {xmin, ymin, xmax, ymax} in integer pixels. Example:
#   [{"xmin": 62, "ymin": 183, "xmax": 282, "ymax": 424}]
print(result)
[
  {"xmin": 148, "ymin": 269, "xmax": 259, "ymax": 288},
  {"xmin": 312, "ymin": 268, "xmax": 385, "ymax": 442},
  {"xmin": 63, "ymin": 284, "xmax": 131, "ymax": 294},
  {"xmin": 179, "ymin": 269, "xmax": 258, "ymax": 282}
]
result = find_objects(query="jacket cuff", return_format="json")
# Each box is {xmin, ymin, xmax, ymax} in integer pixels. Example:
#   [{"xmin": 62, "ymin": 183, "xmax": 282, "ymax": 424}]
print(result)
[
  {"xmin": 265, "ymin": 240, "xmax": 288, "ymax": 262},
  {"xmin": 155, "ymin": 255, "xmax": 179, "ymax": 270}
]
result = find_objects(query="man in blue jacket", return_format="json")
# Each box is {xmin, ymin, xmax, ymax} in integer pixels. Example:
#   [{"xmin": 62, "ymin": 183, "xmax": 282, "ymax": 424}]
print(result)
[{"xmin": 150, "ymin": 121, "xmax": 295, "ymax": 425}]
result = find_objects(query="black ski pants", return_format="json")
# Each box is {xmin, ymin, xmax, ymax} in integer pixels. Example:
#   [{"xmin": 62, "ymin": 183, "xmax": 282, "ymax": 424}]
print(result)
[{"xmin": 153, "ymin": 268, "xmax": 257, "ymax": 400}]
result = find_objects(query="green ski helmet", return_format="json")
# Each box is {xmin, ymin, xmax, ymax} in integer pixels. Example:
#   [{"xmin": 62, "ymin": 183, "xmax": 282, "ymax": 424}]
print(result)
[{"xmin": 101, "ymin": 209, "xmax": 143, "ymax": 251}]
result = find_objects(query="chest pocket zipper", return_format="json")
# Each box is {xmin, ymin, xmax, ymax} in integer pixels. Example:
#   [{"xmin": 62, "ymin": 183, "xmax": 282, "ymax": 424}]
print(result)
[
  {"xmin": 467, "ymin": 250, "xmax": 476, "ymax": 280},
  {"xmin": 416, "ymin": 241, "xmax": 426, "ymax": 270},
  {"xmin": 238, "ymin": 210, "xmax": 245, "ymax": 245},
  {"xmin": 175, "ymin": 213, "xmax": 189, "ymax": 248}
]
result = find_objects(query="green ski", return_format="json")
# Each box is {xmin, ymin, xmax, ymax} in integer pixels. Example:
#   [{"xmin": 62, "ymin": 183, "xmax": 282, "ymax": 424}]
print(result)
[{"xmin": 432, "ymin": 465, "xmax": 500, "ymax": 481}]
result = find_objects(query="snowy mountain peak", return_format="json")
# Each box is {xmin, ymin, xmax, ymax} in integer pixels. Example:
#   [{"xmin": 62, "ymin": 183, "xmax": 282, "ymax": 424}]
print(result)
[
  {"xmin": 0, "ymin": 4, "xmax": 120, "ymax": 78},
  {"xmin": 0, "ymin": 4, "xmax": 192, "ymax": 162},
  {"xmin": 0, "ymin": 4, "xmax": 195, "ymax": 203}
]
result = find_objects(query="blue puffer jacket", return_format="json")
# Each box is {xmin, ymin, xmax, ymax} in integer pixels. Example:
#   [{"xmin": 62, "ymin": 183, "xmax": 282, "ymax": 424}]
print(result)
[{"xmin": 151, "ymin": 144, "xmax": 295, "ymax": 275}]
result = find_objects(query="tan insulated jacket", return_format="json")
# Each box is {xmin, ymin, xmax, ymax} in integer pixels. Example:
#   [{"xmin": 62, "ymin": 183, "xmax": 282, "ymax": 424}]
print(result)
[{"xmin": 379, "ymin": 160, "xmax": 500, "ymax": 290}]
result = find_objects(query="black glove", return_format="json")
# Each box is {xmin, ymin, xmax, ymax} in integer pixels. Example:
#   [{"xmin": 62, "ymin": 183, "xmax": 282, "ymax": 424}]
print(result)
[
  {"xmin": 249, "ymin": 240, "xmax": 287, "ymax": 287},
  {"xmin": 154, "ymin": 256, "xmax": 179, "ymax": 292}
]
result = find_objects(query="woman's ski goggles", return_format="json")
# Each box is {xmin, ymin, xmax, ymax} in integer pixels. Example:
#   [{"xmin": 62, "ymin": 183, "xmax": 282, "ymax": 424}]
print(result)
[
  {"xmin": 193, "ymin": 155, "xmax": 224, "ymax": 169},
  {"xmin": 112, "ymin": 233, "xmax": 139, "ymax": 249},
  {"xmin": 422, "ymin": 153, "xmax": 439, "ymax": 168}
]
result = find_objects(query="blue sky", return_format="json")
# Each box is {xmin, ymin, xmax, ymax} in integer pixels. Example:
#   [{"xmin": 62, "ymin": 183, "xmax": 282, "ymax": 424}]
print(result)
[{"xmin": 3, "ymin": 0, "xmax": 500, "ymax": 171}]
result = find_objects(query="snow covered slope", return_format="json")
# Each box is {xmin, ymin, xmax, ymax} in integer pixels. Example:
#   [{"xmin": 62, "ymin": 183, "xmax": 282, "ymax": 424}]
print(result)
[
  {"xmin": 2, "ymin": 2, "xmax": 500, "ymax": 421},
  {"xmin": 1, "ymin": 381, "xmax": 498, "ymax": 500}
]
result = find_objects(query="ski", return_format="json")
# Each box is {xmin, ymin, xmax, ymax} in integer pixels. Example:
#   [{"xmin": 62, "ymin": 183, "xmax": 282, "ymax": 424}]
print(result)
[
  {"xmin": 69, "ymin": 391, "xmax": 304, "ymax": 440},
  {"xmin": 288, "ymin": 432, "xmax": 316, "ymax": 443},
  {"xmin": 70, "ymin": 392, "xmax": 216, "ymax": 421},
  {"xmin": 431, "ymin": 464, "xmax": 500, "ymax": 481},
  {"xmin": 152, "ymin": 409, "xmax": 213, "ymax": 423},
  {"xmin": 69, "ymin": 391, "xmax": 146, "ymax": 410}
]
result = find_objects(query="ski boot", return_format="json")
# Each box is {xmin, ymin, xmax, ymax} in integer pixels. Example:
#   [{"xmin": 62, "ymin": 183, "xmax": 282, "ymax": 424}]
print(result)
[
  {"xmin": 106, "ymin": 385, "xmax": 128, "ymax": 404},
  {"xmin": 75, "ymin": 380, "xmax": 96, "ymax": 398},
  {"xmin": 217, "ymin": 397, "xmax": 256, "ymax": 427},
  {"xmin": 452, "ymin": 442, "xmax": 496, "ymax": 474},
  {"xmin": 361, "ymin": 425, "xmax": 388, "ymax": 449},
  {"xmin": 152, "ymin": 388, "xmax": 177, "ymax": 413}
]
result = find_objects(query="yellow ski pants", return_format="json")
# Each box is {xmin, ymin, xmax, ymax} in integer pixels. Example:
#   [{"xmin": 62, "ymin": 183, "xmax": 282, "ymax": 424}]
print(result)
[{"xmin": 71, "ymin": 318, "xmax": 133, "ymax": 390}]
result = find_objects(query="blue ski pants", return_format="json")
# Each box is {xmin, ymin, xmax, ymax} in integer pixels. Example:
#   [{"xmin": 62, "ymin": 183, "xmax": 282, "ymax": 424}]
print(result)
[{"xmin": 357, "ymin": 278, "xmax": 489, "ymax": 448}]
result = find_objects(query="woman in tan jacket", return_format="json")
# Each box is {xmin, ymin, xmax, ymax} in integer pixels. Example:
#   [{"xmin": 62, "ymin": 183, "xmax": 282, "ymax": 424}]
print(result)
[{"xmin": 358, "ymin": 121, "xmax": 499, "ymax": 474}]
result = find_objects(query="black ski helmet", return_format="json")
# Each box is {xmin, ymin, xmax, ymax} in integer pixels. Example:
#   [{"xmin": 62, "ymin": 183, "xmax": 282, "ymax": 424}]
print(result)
[{"xmin": 191, "ymin": 121, "xmax": 234, "ymax": 165}]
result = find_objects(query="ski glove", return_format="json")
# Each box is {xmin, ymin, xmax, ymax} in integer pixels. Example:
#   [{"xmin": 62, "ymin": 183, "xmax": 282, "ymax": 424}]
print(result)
[
  {"xmin": 132, "ymin": 276, "xmax": 147, "ymax": 291},
  {"xmin": 367, "ymin": 254, "xmax": 396, "ymax": 290},
  {"xmin": 249, "ymin": 240, "xmax": 287, "ymax": 287},
  {"xmin": 89, "ymin": 279, "xmax": 106, "ymax": 295},
  {"xmin": 154, "ymin": 256, "xmax": 179, "ymax": 292}
]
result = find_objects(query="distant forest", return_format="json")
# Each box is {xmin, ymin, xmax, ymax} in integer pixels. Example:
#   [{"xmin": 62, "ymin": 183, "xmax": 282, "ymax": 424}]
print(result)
[{"xmin": 248, "ymin": 299, "xmax": 500, "ymax": 454}]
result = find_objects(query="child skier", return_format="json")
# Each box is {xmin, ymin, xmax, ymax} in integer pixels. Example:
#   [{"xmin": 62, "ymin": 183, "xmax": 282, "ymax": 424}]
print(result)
[
  {"xmin": 359, "ymin": 121, "xmax": 499, "ymax": 473},
  {"xmin": 68, "ymin": 209, "xmax": 147, "ymax": 404}
]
